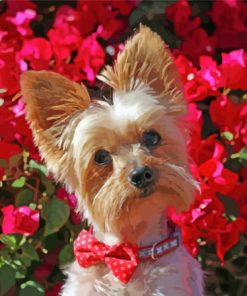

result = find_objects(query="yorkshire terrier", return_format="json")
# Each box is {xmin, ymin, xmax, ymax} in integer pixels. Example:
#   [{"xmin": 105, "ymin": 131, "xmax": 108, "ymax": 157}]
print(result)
[{"xmin": 21, "ymin": 25, "xmax": 203, "ymax": 296}]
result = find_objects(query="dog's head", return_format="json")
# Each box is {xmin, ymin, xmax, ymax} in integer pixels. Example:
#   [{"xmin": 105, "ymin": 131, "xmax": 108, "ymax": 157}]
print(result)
[{"xmin": 21, "ymin": 25, "xmax": 198, "ymax": 233}]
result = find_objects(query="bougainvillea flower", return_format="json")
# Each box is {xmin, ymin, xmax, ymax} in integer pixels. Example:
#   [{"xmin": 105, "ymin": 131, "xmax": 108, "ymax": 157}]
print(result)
[
  {"xmin": 181, "ymin": 28, "xmax": 217, "ymax": 64},
  {"xmin": 74, "ymin": 33, "xmax": 105, "ymax": 82},
  {"xmin": 208, "ymin": 168, "xmax": 239, "ymax": 195},
  {"xmin": 48, "ymin": 22, "xmax": 82, "ymax": 63},
  {"xmin": 210, "ymin": 1, "xmax": 247, "ymax": 32},
  {"xmin": 209, "ymin": 95, "xmax": 246, "ymax": 150},
  {"xmin": 216, "ymin": 217, "xmax": 246, "ymax": 262},
  {"xmin": 56, "ymin": 188, "xmax": 77, "ymax": 209},
  {"xmin": 19, "ymin": 38, "xmax": 52, "ymax": 70},
  {"xmin": 1, "ymin": 205, "xmax": 40, "ymax": 236},
  {"xmin": 165, "ymin": 0, "xmax": 201, "ymax": 37},
  {"xmin": 230, "ymin": 180, "xmax": 247, "ymax": 229},
  {"xmin": 6, "ymin": 8, "xmax": 36, "ymax": 36},
  {"xmin": 199, "ymin": 56, "xmax": 222, "ymax": 90},
  {"xmin": 0, "ymin": 142, "xmax": 21, "ymax": 160},
  {"xmin": 220, "ymin": 49, "xmax": 247, "ymax": 90}
]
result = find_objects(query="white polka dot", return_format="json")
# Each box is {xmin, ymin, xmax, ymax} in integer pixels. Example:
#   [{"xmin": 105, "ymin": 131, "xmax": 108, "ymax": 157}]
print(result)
[
  {"xmin": 121, "ymin": 267, "xmax": 125, "ymax": 270},
  {"xmin": 113, "ymin": 262, "xmax": 117, "ymax": 266}
]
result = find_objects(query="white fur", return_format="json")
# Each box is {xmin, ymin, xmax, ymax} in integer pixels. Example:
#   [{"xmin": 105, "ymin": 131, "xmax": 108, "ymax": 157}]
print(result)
[
  {"xmin": 61, "ymin": 245, "xmax": 203, "ymax": 296},
  {"xmin": 61, "ymin": 87, "xmax": 204, "ymax": 295}
]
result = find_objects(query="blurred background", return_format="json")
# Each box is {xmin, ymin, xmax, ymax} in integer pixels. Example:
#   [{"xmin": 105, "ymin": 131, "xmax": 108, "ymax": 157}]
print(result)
[{"xmin": 0, "ymin": 1, "xmax": 247, "ymax": 295}]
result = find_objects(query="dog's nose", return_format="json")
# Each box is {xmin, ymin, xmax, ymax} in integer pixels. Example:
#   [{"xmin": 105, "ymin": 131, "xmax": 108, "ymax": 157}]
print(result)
[{"xmin": 128, "ymin": 166, "xmax": 154, "ymax": 189}]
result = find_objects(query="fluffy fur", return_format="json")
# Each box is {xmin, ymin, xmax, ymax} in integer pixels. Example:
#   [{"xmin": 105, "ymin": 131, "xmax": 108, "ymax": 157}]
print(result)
[{"xmin": 20, "ymin": 25, "xmax": 203, "ymax": 295}]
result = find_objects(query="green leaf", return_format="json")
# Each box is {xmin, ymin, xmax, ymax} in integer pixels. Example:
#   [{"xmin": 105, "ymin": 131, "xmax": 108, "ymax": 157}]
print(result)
[
  {"xmin": 0, "ymin": 263, "xmax": 16, "ymax": 295},
  {"xmin": 41, "ymin": 175, "xmax": 55, "ymax": 196},
  {"xmin": 29, "ymin": 160, "xmax": 48, "ymax": 176},
  {"xmin": 0, "ymin": 234, "xmax": 26, "ymax": 250},
  {"xmin": 11, "ymin": 259, "xmax": 27, "ymax": 279},
  {"xmin": 221, "ymin": 131, "xmax": 234, "ymax": 141},
  {"xmin": 230, "ymin": 280, "xmax": 247, "ymax": 296},
  {"xmin": 0, "ymin": 159, "xmax": 8, "ymax": 169},
  {"xmin": 11, "ymin": 176, "xmax": 26, "ymax": 188},
  {"xmin": 231, "ymin": 147, "xmax": 247, "ymax": 160},
  {"xmin": 41, "ymin": 198, "xmax": 70, "ymax": 236},
  {"xmin": 19, "ymin": 243, "xmax": 39, "ymax": 265},
  {"xmin": 15, "ymin": 189, "xmax": 34, "ymax": 207},
  {"xmin": 218, "ymin": 195, "xmax": 239, "ymax": 218},
  {"xmin": 58, "ymin": 243, "xmax": 74, "ymax": 268},
  {"xmin": 0, "ymin": 98, "xmax": 4, "ymax": 106},
  {"xmin": 19, "ymin": 281, "xmax": 45, "ymax": 296},
  {"xmin": 9, "ymin": 153, "xmax": 22, "ymax": 168}
]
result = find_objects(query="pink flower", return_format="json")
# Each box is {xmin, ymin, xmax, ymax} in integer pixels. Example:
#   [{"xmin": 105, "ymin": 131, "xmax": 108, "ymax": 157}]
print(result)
[
  {"xmin": 19, "ymin": 38, "xmax": 52, "ymax": 70},
  {"xmin": 219, "ymin": 49, "xmax": 247, "ymax": 90},
  {"xmin": 74, "ymin": 34, "xmax": 105, "ymax": 82},
  {"xmin": 1, "ymin": 205, "xmax": 40, "ymax": 236}
]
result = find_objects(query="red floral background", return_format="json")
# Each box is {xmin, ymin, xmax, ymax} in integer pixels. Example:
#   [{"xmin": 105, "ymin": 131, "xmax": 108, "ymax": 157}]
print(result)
[{"xmin": 0, "ymin": 0, "xmax": 246, "ymax": 295}]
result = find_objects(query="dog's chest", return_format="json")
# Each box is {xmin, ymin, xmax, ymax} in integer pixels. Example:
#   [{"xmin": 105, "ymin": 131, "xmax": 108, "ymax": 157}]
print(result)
[{"xmin": 62, "ymin": 246, "xmax": 203, "ymax": 296}]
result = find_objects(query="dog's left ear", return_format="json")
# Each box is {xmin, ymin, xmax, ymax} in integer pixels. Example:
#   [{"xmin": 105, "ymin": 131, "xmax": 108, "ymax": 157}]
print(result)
[
  {"xmin": 98, "ymin": 24, "xmax": 185, "ymax": 114},
  {"xmin": 20, "ymin": 70, "xmax": 91, "ymax": 186}
]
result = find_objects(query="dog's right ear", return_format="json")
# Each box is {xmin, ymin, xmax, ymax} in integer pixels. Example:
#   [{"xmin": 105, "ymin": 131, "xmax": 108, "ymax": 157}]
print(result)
[{"xmin": 20, "ymin": 71, "xmax": 91, "ymax": 186}]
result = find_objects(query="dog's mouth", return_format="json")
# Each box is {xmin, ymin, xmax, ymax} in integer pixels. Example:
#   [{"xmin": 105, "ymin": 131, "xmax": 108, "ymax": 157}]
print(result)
[{"xmin": 140, "ymin": 184, "xmax": 156, "ymax": 198}]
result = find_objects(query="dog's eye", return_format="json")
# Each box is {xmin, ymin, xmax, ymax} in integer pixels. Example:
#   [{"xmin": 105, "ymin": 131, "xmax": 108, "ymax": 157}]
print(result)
[
  {"xmin": 142, "ymin": 131, "xmax": 161, "ymax": 147},
  {"xmin": 95, "ymin": 149, "xmax": 112, "ymax": 165}
]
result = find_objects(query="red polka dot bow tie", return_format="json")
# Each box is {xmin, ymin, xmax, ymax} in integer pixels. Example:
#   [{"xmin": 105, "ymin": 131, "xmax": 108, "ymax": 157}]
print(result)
[{"xmin": 73, "ymin": 229, "xmax": 139, "ymax": 283}]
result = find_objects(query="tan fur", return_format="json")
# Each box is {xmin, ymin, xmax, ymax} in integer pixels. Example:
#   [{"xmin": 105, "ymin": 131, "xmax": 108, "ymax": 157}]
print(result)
[
  {"xmin": 20, "ymin": 25, "xmax": 203, "ymax": 295},
  {"xmin": 98, "ymin": 25, "xmax": 185, "ymax": 114},
  {"xmin": 20, "ymin": 71, "xmax": 90, "ymax": 188}
]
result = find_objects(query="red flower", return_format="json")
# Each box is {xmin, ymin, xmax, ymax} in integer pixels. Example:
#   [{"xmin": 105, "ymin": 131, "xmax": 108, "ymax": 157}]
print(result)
[
  {"xmin": 209, "ymin": 1, "xmax": 247, "ymax": 50},
  {"xmin": 208, "ymin": 167, "xmax": 239, "ymax": 195},
  {"xmin": 45, "ymin": 282, "xmax": 63, "ymax": 296},
  {"xmin": 165, "ymin": 0, "xmax": 200, "ymax": 37},
  {"xmin": 56, "ymin": 188, "xmax": 82, "ymax": 225},
  {"xmin": 216, "ymin": 217, "xmax": 246, "ymax": 262},
  {"xmin": 219, "ymin": 49, "xmax": 247, "ymax": 90},
  {"xmin": 181, "ymin": 28, "xmax": 217, "ymax": 64},
  {"xmin": 190, "ymin": 135, "xmax": 225, "ymax": 166},
  {"xmin": 199, "ymin": 56, "xmax": 222, "ymax": 90},
  {"xmin": 210, "ymin": 1, "xmax": 247, "ymax": 32},
  {"xmin": 56, "ymin": 188, "xmax": 77, "ymax": 209},
  {"xmin": 230, "ymin": 180, "xmax": 247, "ymax": 230},
  {"xmin": 19, "ymin": 38, "xmax": 52, "ymax": 70},
  {"xmin": 74, "ymin": 33, "xmax": 105, "ymax": 82},
  {"xmin": 175, "ymin": 54, "xmax": 219, "ymax": 102},
  {"xmin": 6, "ymin": 8, "xmax": 36, "ymax": 37},
  {"xmin": 0, "ymin": 142, "xmax": 21, "ymax": 160},
  {"xmin": 54, "ymin": 5, "xmax": 95, "ymax": 37},
  {"xmin": 48, "ymin": 22, "xmax": 82, "ymax": 64},
  {"xmin": 209, "ymin": 95, "xmax": 246, "ymax": 151},
  {"xmin": 1, "ymin": 205, "xmax": 40, "ymax": 236}
]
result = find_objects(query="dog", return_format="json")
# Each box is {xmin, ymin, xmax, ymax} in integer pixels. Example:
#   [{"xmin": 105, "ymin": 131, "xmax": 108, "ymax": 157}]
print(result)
[{"xmin": 21, "ymin": 25, "xmax": 203, "ymax": 296}]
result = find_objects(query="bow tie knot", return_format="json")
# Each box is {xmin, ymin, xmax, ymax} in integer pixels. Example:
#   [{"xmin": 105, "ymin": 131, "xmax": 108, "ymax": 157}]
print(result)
[{"xmin": 74, "ymin": 230, "xmax": 139, "ymax": 283}]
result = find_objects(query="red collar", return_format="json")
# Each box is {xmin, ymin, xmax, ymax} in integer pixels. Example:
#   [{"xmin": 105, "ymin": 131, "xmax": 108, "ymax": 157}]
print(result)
[
  {"xmin": 138, "ymin": 228, "xmax": 180, "ymax": 260},
  {"xmin": 74, "ymin": 223, "xmax": 180, "ymax": 283}
]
